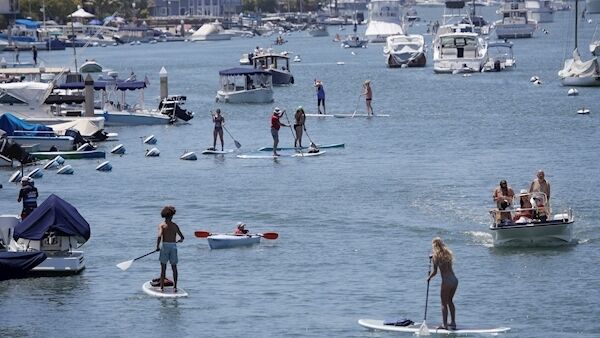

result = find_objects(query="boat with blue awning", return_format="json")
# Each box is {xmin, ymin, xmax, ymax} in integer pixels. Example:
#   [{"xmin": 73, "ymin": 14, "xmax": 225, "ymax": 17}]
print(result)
[{"xmin": 216, "ymin": 68, "xmax": 274, "ymax": 104}]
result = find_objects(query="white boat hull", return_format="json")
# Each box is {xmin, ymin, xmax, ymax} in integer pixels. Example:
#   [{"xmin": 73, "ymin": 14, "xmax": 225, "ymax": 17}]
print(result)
[
  {"xmin": 190, "ymin": 33, "xmax": 233, "ymax": 41},
  {"xmin": 216, "ymin": 88, "xmax": 273, "ymax": 104},
  {"xmin": 495, "ymin": 23, "xmax": 537, "ymax": 39},
  {"xmin": 95, "ymin": 110, "xmax": 172, "ymax": 126},
  {"xmin": 207, "ymin": 234, "xmax": 261, "ymax": 249},
  {"xmin": 31, "ymin": 251, "xmax": 85, "ymax": 275},
  {"xmin": 434, "ymin": 58, "xmax": 486, "ymax": 73},
  {"xmin": 7, "ymin": 135, "xmax": 74, "ymax": 151},
  {"xmin": 490, "ymin": 219, "xmax": 574, "ymax": 246},
  {"xmin": 560, "ymin": 76, "xmax": 600, "ymax": 87}
]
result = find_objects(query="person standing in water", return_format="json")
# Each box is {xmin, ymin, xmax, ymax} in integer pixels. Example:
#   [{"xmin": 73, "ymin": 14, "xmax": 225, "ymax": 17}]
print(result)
[
  {"xmin": 212, "ymin": 109, "xmax": 225, "ymax": 151},
  {"xmin": 156, "ymin": 206, "xmax": 184, "ymax": 292},
  {"xmin": 363, "ymin": 80, "xmax": 373, "ymax": 116},
  {"xmin": 314, "ymin": 80, "xmax": 326, "ymax": 115},
  {"xmin": 294, "ymin": 106, "xmax": 306, "ymax": 148},
  {"xmin": 427, "ymin": 237, "xmax": 458, "ymax": 330}
]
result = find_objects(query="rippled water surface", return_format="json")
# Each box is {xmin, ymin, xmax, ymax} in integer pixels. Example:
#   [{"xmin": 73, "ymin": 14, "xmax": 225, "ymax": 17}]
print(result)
[{"xmin": 1, "ymin": 6, "xmax": 599, "ymax": 338}]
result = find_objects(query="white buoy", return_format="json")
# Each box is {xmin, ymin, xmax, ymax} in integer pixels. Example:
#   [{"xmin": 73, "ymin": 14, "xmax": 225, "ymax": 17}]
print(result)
[
  {"xmin": 533, "ymin": 79, "xmax": 542, "ymax": 85},
  {"xmin": 577, "ymin": 107, "xmax": 590, "ymax": 114},
  {"xmin": 43, "ymin": 156, "xmax": 64, "ymax": 170},
  {"xmin": 567, "ymin": 88, "xmax": 579, "ymax": 96},
  {"xmin": 143, "ymin": 135, "xmax": 157, "ymax": 144},
  {"xmin": 9, "ymin": 170, "xmax": 22, "ymax": 183},
  {"xmin": 111, "ymin": 144, "xmax": 126, "ymax": 155},
  {"xmin": 145, "ymin": 147, "xmax": 160, "ymax": 157},
  {"xmin": 77, "ymin": 143, "xmax": 95, "ymax": 151},
  {"xmin": 351, "ymin": 51, "xmax": 356, "ymax": 55},
  {"xmin": 180, "ymin": 151, "xmax": 197, "ymax": 161},
  {"xmin": 96, "ymin": 161, "xmax": 112, "ymax": 171},
  {"xmin": 54, "ymin": 156, "xmax": 65, "ymax": 165},
  {"xmin": 57, "ymin": 165, "xmax": 74, "ymax": 175},
  {"xmin": 26, "ymin": 168, "xmax": 43, "ymax": 179},
  {"xmin": 336, "ymin": 61, "xmax": 345, "ymax": 65}
]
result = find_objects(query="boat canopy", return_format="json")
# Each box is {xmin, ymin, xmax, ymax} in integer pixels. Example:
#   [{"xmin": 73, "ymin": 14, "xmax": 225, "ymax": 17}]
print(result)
[
  {"xmin": 0, "ymin": 81, "xmax": 52, "ymax": 106},
  {"xmin": 15, "ymin": 19, "xmax": 41, "ymax": 29},
  {"xmin": 13, "ymin": 194, "xmax": 91, "ymax": 242},
  {"xmin": 0, "ymin": 113, "xmax": 54, "ymax": 136},
  {"xmin": 57, "ymin": 78, "xmax": 146, "ymax": 91},
  {"xmin": 219, "ymin": 68, "xmax": 271, "ymax": 76},
  {"xmin": 49, "ymin": 119, "xmax": 102, "ymax": 137}
]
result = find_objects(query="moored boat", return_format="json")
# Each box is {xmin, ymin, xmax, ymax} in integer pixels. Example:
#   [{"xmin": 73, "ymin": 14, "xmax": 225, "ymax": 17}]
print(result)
[
  {"xmin": 384, "ymin": 34, "xmax": 426, "ymax": 67},
  {"xmin": 30, "ymin": 149, "xmax": 105, "ymax": 160},
  {"xmin": 252, "ymin": 52, "xmax": 294, "ymax": 86},
  {"xmin": 216, "ymin": 68, "xmax": 274, "ymax": 104},
  {"xmin": 207, "ymin": 234, "xmax": 261, "ymax": 249}
]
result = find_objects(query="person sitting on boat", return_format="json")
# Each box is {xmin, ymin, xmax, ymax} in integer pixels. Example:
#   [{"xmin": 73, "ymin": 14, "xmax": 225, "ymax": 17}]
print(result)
[
  {"xmin": 307, "ymin": 142, "xmax": 320, "ymax": 154},
  {"xmin": 234, "ymin": 222, "xmax": 249, "ymax": 235},
  {"xmin": 212, "ymin": 109, "xmax": 225, "ymax": 151},
  {"xmin": 513, "ymin": 189, "xmax": 533, "ymax": 223},
  {"xmin": 17, "ymin": 177, "xmax": 38, "ymax": 220},
  {"xmin": 531, "ymin": 193, "xmax": 548, "ymax": 222}
]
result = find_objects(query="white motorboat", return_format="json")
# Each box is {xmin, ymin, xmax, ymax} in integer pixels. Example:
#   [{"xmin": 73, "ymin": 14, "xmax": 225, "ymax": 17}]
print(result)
[
  {"xmin": 482, "ymin": 41, "xmax": 516, "ymax": 71},
  {"xmin": 216, "ymin": 68, "xmax": 274, "ymax": 104},
  {"xmin": 206, "ymin": 234, "xmax": 261, "ymax": 249},
  {"xmin": 341, "ymin": 34, "xmax": 369, "ymax": 48},
  {"xmin": 307, "ymin": 25, "xmax": 329, "ymax": 37},
  {"xmin": 0, "ymin": 113, "xmax": 75, "ymax": 151},
  {"xmin": 384, "ymin": 34, "xmax": 426, "ymax": 67},
  {"xmin": 525, "ymin": 0, "xmax": 554, "ymax": 23},
  {"xmin": 1, "ymin": 194, "xmax": 91, "ymax": 275},
  {"xmin": 252, "ymin": 52, "xmax": 294, "ymax": 85},
  {"xmin": 189, "ymin": 21, "xmax": 233, "ymax": 41},
  {"xmin": 495, "ymin": 0, "xmax": 537, "ymax": 39},
  {"xmin": 488, "ymin": 192, "xmax": 574, "ymax": 246},
  {"xmin": 239, "ymin": 53, "xmax": 251, "ymax": 65},
  {"xmin": 433, "ymin": 1, "xmax": 489, "ymax": 73},
  {"xmin": 365, "ymin": 0, "xmax": 405, "ymax": 43}
]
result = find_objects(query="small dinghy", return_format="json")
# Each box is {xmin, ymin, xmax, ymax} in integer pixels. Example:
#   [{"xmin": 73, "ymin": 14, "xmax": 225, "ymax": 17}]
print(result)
[
  {"xmin": 110, "ymin": 144, "xmax": 126, "ymax": 155},
  {"xmin": 96, "ymin": 161, "xmax": 112, "ymax": 171},
  {"xmin": 9, "ymin": 170, "xmax": 22, "ymax": 183},
  {"xmin": 180, "ymin": 151, "xmax": 197, "ymax": 160},
  {"xmin": 57, "ymin": 165, "xmax": 74, "ymax": 175},
  {"xmin": 577, "ymin": 107, "xmax": 590, "ymax": 114},
  {"xmin": 567, "ymin": 88, "xmax": 579, "ymax": 96},
  {"xmin": 143, "ymin": 135, "xmax": 157, "ymax": 145},
  {"xmin": 142, "ymin": 280, "xmax": 188, "ymax": 298},
  {"xmin": 207, "ymin": 234, "xmax": 262, "ymax": 249},
  {"xmin": 26, "ymin": 168, "xmax": 43, "ymax": 179},
  {"xmin": 145, "ymin": 148, "xmax": 160, "ymax": 157}
]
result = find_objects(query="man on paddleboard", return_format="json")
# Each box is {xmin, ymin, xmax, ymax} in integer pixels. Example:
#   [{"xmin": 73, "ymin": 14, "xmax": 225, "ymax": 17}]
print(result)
[
  {"xmin": 156, "ymin": 206, "xmax": 184, "ymax": 292},
  {"xmin": 271, "ymin": 108, "xmax": 288, "ymax": 156}
]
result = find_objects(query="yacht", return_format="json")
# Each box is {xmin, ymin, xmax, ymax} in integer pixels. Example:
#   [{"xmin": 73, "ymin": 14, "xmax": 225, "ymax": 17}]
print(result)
[
  {"xmin": 495, "ymin": 0, "xmax": 537, "ymax": 39},
  {"xmin": 365, "ymin": 0, "xmax": 405, "ymax": 43},
  {"xmin": 525, "ymin": 0, "xmax": 554, "ymax": 23},
  {"xmin": 433, "ymin": 0, "xmax": 489, "ymax": 73},
  {"xmin": 216, "ymin": 68, "xmax": 274, "ymax": 104},
  {"xmin": 384, "ymin": 34, "xmax": 426, "ymax": 67},
  {"xmin": 482, "ymin": 41, "xmax": 516, "ymax": 71},
  {"xmin": 189, "ymin": 21, "xmax": 233, "ymax": 41},
  {"xmin": 252, "ymin": 52, "xmax": 294, "ymax": 86}
]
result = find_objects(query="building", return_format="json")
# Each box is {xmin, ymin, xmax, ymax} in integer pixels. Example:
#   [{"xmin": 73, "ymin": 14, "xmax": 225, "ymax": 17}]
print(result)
[
  {"xmin": 0, "ymin": 0, "xmax": 19, "ymax": 14},
  {"xmin": 150, "ymin": 0, "xmax": 242, "ymax": 17}
]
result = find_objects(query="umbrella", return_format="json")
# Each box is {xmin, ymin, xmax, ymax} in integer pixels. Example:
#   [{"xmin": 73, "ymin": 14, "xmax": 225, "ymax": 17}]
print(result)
[{"xmin": 68, "ymin": 8, "xmax": 95, "ymax": 19}]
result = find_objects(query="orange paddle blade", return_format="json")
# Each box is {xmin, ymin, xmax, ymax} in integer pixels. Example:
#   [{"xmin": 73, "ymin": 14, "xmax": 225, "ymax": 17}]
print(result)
[
  {"xmin": 194, "ymin": 231, "xmax": 211, "ymax": 238},
  {"xmin": 261, "ymin": 232, "xmax": 278, "ymax": 240}
]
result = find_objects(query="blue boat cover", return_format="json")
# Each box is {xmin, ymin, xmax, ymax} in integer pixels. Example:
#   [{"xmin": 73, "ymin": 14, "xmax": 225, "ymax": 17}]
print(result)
[
  {"xmin": 13, "ymin": 194, "xmax": 91, "ymax": 241},
  {"xmin": 219, "ymin": 68, "xmax": 271, "ymax": 76},
  {"xmin": 0, "ymin": 113, "xmax": 54, "ymax": 137},
  {"xmin": 57, "ymin": 78, "xmax": 146, "ymax": 91},
  {"xmin": 0, "ymin": 251, "xmax": 47, "ymax": 281},
  {"xmin": 15, "ymin": 18, "xmax": 41, "ymax": 29}
]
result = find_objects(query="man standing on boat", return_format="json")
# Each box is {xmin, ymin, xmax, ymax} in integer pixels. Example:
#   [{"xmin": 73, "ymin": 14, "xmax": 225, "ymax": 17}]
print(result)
[
  {"xmin": 492, "ymin": 179, "xmax": 514, "ymax": 209},
  {"xmin": 529, "ymin": 170, "xmax": 550, "ymax": 201},
  {"xmin": 270, "ymin": 107, "xmax": 288, "ymax": 157},
  {"xmin": 17, "ymin": 177, "xmax": 38, "ymax": 219},
  {"xmin": 156, "ymin": 206, "xmax": 184, "ymax": 293},
  {"xmin": 314, "ymin": 80, "xmax": 326, "ymax": 115}
]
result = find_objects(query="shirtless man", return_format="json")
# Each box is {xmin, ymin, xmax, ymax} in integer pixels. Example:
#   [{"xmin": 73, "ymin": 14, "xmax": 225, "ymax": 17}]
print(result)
[{"xmin": 155, "ymin": 205, "xmax": 184, "ymax": 292}]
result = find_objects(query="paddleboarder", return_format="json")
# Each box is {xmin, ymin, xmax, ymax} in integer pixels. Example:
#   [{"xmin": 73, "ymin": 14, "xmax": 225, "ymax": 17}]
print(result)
[
  {"xmin": 17, "ymin": 177, "xmax": 38, "ymax": 219},
  {"xmin": 314, "ymin": 80, "xmax": 326, "ymax": 115},
  {"xmin": 156, "ymin": 205, "xmax": 184, "ymax": 293},
  {"xmin": 427, "ymin": 237, "xmax": 458, "ymax": 330},
  {"xmin": 212, "ymin": 109, "xmax": 225, "ymax": 151},
  {"xmin": 294, "ymin": 106, "xmax": 306, "ymax": 148},
  {"xmin": 270, "ymin": 107, "xmax": 288, "ymax": 156},
  {"xmin": 363, "ymin": 80, "xmax": 373, "ymax": 116}
]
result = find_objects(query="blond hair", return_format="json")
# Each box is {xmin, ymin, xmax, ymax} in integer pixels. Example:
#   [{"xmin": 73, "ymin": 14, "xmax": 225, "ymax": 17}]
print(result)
[{"xmin": 432, "ymin": 237, "xmax": 453, "ymax": 265}]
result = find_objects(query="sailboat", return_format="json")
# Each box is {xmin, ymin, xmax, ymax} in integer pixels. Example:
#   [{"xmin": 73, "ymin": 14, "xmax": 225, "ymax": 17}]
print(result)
[{"xmin": 557, "ymin": 0, "xmax": 600, "ymax": 86}]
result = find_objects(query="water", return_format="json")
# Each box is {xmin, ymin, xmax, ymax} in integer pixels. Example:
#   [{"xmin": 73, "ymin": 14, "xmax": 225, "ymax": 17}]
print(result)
[{"xmin": 1, "ymin": 7, "xmax": 599, "ymax": 337}]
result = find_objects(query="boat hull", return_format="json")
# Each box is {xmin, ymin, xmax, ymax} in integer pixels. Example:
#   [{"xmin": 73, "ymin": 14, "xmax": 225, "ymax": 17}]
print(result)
[
  {"xmin": 490, "ymin": 220, "xmax": 574, "ymax": 246},
  {"xmin": 7, "ymin": 136, "xmax": 74, "ymax": 152},
  {"xmin": 495, "ymin": 23, "xmax": 537, "ymax": 39},
  {"xmin": 96, "ymin": 111, "xmax": 172, "ymax": 126},
  {"xmin": 216, "ymin": 88, "xmax": 274, "ymax": 104},
  {"xmin": 560, "ymin": 76, "xmax": 600, "ymax": 87},
  {"xmin": 207, "ymin": 234, "xmax": 261, "ymax": 249},
  {"xmin": 434, "ymin": 58, "xmax": 486, "ymax": 73},
  {"xmin": 270, "ymin": 70, "xmax": 294, "ymax": 86},
  {"xmin": 387, "ymin": 52, "xmax": 426, "ymax": 67},
  {"xmin": 29, "ymin": 251, "xmax": 86, "ymax": 276}
]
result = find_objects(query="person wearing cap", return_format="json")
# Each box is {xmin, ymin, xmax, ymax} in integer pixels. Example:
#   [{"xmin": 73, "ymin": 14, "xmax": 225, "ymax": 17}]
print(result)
[
  {"xmin": 156, "ymin": 205, "xmax": 184, "ymax": 293},
  {"xmin": 294, "ymin": 106, "xmax": 306, "ymax": 148},
  {"xmin": 270, "ymin": 107, "xmax": 288, "ymax": 156},
  {"xmin": 314, "ymin": 79, "xmax": 326, "ymax": 115},
  {"xmin": 529, "ymin": 170, "xmax": 550, "ymax": 201},
  {"xmin": 234, "ymin": 222, "xmax": 249, "ymax": 235},
  {"xmin": 17, "ymin": 177, "xmax": 38, "ymax": 219},
  {"xmin": 363, "ymin": 80, "xmax": 373, "ymax": 116},
  {"xmin": 211, "ymin": 108, "xmax": 225, "ymax": 151}
]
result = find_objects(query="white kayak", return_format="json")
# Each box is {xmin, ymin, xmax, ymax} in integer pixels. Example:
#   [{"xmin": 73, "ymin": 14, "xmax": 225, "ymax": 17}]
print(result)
[
  {"xmin": 207, "ymin": 234, "xmax": 261, "ymax": 249},
  {"xmin": 305, "ymin": 113, "xmax": 390, "ymax": 118},
  {"xmin": 201, "ymin": 149, "xmax": 234, "ymax": 155},
  {"xmin": 358, "ymin": 319, "xmax": 510, "ymax": 335},
  {"xmin": 142, "ymin": 281, "xmax": 188, "ymax": 298}
]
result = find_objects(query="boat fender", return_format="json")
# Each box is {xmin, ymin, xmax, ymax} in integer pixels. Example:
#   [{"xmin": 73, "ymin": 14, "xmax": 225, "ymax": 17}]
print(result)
[
  {"xmin": 180, "ymin": 151, "xmax": 197, "ymax": 161},
  {"xmin": 143, "ymin": 135, "xmax": 157, "ymax": 145},
  {"xmin": 9, "ymin": 170, "xmax": 22, "ymax": 183},
  {"xmin": 96, "ymin": 161, "xmax": 112, "ymax": 171},
  {"xmin": 145, "ymin": 147, "xmax": 160, "ymax": 157},
  {"xmin": 57, "ymin": 165, "xmax": 74, "ymax": 175},
  {"xmin": 27, "ymin": 168, "xmax": 43, "ymax": 179}
]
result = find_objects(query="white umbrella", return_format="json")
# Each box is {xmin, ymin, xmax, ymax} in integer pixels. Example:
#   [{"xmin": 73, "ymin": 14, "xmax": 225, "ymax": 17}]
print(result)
[{"xmin": 68, "ymin": 8, "xmax": 95, "ymax": 19}]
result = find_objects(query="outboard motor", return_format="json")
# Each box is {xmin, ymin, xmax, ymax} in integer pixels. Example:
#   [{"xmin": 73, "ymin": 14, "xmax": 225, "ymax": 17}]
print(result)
[
  {"xmin": 494, "ymin": 60, "xmax": 501, "ymax": 72},
  {"xmin": 64, "ymin": 129, "xmax": 87, "ymax": 147},
  {"xmin": 0, "ymin": 137, "xmax": 36, "ymax": 164}
]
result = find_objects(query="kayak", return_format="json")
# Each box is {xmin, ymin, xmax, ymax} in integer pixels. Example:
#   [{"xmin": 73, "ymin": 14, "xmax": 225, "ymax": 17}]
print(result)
[
  {"xmin": 207, "ymin": 234, "xmax": 261, "ymax": 249},
  {"xmin": 142, "ymin": 281, "xmax": 188, "ymax": 298},
  {"xmin": 305, "ymin": 114, "xmax": 390, "ymax": 118},
  {"xmin": 201, "ymin": 149, "xmax": 234, "ymax": 155},
  {"xmin": 258, "ymin": 144, "xmax": 344, "ymax": 151},
  {"xmin": 358, "ymin": 319, "xmax": 510, "ymax": 335}
]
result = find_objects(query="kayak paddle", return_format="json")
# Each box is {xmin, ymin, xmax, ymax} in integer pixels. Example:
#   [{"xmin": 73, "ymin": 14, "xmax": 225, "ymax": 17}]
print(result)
[
  {"xmin": 418, "ymin": 256, "xmax": 433, "ymax": 336},
  {"xmin": 194, "ymin": 230, "xmax": 278, "ymax": 240},
  {"xmin": 116, "ymin": 249, "xmax": 159, "ymax": 271}
]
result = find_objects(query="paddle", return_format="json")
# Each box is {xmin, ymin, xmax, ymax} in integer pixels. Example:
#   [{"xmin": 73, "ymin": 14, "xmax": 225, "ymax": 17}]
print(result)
[
  {"xmin": 223, "ymin": 125, "xmax": 242, "ymax": 149},
  {"xmin": 194, "ymin": 230, "xmax": 278, "ymax": 240},
  {"xmin": 116, "ymin": 249, "xmax": 159, "ymax": 271},
  {"xmin": 418, "ymin": 256, "xmax": 433, "ymax": 336},
  {"xmin": 351, "ymin": 93, "xmax": 363, "ymax": 118}
]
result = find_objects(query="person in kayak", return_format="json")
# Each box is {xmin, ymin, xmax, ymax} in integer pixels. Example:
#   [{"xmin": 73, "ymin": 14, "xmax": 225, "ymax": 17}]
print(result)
[
  {"xmin": 212, "ymin": 109, "xmax": 225, "ymax": 151},
  {"xmin": 17, "ymin": 177, "xmax": 38, "ymax": 219},
  {"xmin": 294, "ymin": 106, "xmax": 306, "ymax": 148},
  {"xmin": 427, "ymin": 237, "xmax": 458, "ymax": 330},
  {"xmin": 271, "ymin": 107, "xmax": 288, "ymax": 156},
  {"xmin": 235, "ymin": 222, "xmax": 249, "ymax": 235},
  {"xmin": 156, "ymin": 205, "xmax": 184, "ymax": 292}
]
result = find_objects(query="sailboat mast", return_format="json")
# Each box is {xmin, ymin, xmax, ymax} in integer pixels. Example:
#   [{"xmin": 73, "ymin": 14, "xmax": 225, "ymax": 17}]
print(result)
[{"xmin": 575, "ymin": 0, "xmax": 578, "ymax": 50}]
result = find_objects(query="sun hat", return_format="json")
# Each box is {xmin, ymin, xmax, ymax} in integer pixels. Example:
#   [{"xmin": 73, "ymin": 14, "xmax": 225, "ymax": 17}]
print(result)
[
  {"xmin": 520, "ymin": 189, "xmax": 528, "ymax": 195},
  {"xmin": 20, "ymin": 177, "xmax": 32, "ymax": 184},
  {"xmin": 237, "ymin": 222, "xmax": 246, "ymax": 228},
  {"xmin": 364, "ymin": 79, "xmax": 371, "ymax": 84},
  {"xmin": 274, "ymin": 107, "xmax": 280, "ymax": 113}
]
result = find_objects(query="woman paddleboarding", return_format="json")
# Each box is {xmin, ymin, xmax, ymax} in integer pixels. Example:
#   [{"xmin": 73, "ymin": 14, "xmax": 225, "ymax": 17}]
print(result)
[
  {"xmin": 212, "ymin": 109, "xmax": 225, "ymax": 151},
  {"xmin": 427, "ymin": 237, "xmax": 458, "ymax": 330}
]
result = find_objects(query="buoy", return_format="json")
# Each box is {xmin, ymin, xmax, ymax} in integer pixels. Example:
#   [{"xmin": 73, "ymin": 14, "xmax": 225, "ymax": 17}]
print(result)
[
  {"xmin": 145, "ymin": 147, "xmax": 160, "ymax": 157},
  {"xmin": 43, "ymin": 156, "xmax": 65, "ymax": 170},
  {"xmin": 57, "ymin": 165, "xmax": 74, "ymax": 175},
  {"xmin": 143, "ymin": 135, "xmax": 157, "ymax": 144},
  {"xmin": 577, "ymin": 107, "xmax": 590, "ymax": 114},
  {"xmin": 336, "ymin": 61, "xmax": 345, "ymax": 65},
  {"xmin": 9, "ymin": 170, "xmax": 22, "ymax": 183},
  {"xmin": 567, "ymin": 88, "xmax": 579, "ymax": 96},
  {"xmin": 351, "ymin": 51, "xmax": 356, "ymax": 55},
  {"xmin": 180, "ymin": 151, "xmax": 197, "ymax": 161},
  {"xmin": 26, "ymin": 168, "xmax": 43, "ymax": 179},
  {"xmin": 111, "ymin": 144, "xmax": 126, "ymax": 155},
  {"xmin": 96, "ymin": 161, "xmax": 112, "ymax": 171},
  {"xmin": 533, "ymin": 79, "xmax": 542, "ymax": 85}
]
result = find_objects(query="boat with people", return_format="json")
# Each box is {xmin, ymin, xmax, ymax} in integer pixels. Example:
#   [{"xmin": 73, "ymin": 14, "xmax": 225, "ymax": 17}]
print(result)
[
  {"xmin": 482, "ymin": 41, "xmax": 516, "ymax": 71},
  {"xmin": 195, "ymin": 229, "xmax": 278, "ymax": 249},
  {"xmin": 365, "ymin": 0, "xmax": 405, "ymax": 43},
  {"xmin": 489, "ymin": 191, "xmax": 574, "ymax": 246},
  {"xmin": 384, "ymin": 34, "xmax": 426, "ymax": 67},
  {"xmin": 252, "ymin": 52, "xmax": 294, "ymax": 85},
  {"xmin": 216, "ymin": 68, "xmax": 274, "ymax": 104},
  {"xmin": 495, "ymin": 0, "xmax": 537, "ymax": 39},
  {"xmin": 0, "ymin": 194, "xmax": 91, "ymax": 276}
]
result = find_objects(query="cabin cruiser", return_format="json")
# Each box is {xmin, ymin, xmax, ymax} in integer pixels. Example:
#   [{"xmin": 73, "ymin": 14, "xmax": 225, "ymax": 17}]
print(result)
[
  {"xmin": 384, "ymin": 34, "xmax": 426, "ymax": 67},
  {"xmin": 525, "ymin": 0, "xmax": 554, "ymax": 23},
  {"xmin": 489, "ymin": 192, "xmax": 574, "ymax": 246},
  {"xmin": 365, "ymin": 0, "xmax": 405, "ymax": 43},
  {"xmin": 216, "ymin": 68, "xmax": 273, "ymax": 104},
  {"xmin": 495, "ymin": 0, "xmax": 537, "ymax": 39},
  {"xmin": 482, "ymin": 41, "xmax": 516, "ymax": 71},
  {"xmin": 433, "ymin": 1, "xmax": 488, "ymax": 73},
  {"xmin": 252, "ymin": 52, "xmax": 294, "ymax": 85},
  {"xmin": 307, "ymin": 25, "xmax": 329, "ymax": 37},
  {"xmin": 189, "ymin": 21, "xmax": 233, "ymax": 41},
  {"xmin": 0, "ymin": 194, "xmax": 91, "ymax": 277}
]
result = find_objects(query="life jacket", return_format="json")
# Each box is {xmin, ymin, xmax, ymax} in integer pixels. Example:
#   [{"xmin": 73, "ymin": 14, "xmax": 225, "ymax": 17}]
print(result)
[{"xmin": 21, "ymin": 186, "xmax": 38, "ymax": 208}]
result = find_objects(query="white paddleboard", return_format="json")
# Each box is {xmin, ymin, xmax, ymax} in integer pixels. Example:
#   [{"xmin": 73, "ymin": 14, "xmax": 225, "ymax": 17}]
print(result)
[
  {"xmin": 291, "ymin": 150, "xmax": 326, "ymax": 157},
  {"xmin": 142, "ymin": 281, "xmax": 188, "ymax": 298},
  {"xmin": 201, "ymin": 149, "xmax": 234, "ymax": 155},
  {"xmin": 237, "ymin": 154, "xmax": 290, "ymax": 159},
  {"xmin": 358, "ymin": 319, "xmax": 510, "ymax": 335},
  {"xmin": 304, "ymin": 114, "xmax": 390, "ymax": 118}
]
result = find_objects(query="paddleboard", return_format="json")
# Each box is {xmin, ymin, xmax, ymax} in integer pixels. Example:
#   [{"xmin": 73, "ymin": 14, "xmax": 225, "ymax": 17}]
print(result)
[
  {"xmin": 291, "ymin": 150, "xmax": 326, "ymax": 157},
  {"xmin": 201, "ymin": 149, "xmax": 234, "ymax": 155},
  {"xmin": 304, "ymin": 114, "xmax": 390, "ymax": 118},
  {"xmin": 358, "ymin": 319, "xmax": 510, "ymax": 335},
  {"xmin": 142, "ymin": 281, "xmax": 188, "ymax": 298},
  {"xmin": 258, "ymin": 144, "xmax": 344, "ymax": 151},
  {"xmin": 237, "ymin": 154, "xmax": 290, "ymax": 159}
]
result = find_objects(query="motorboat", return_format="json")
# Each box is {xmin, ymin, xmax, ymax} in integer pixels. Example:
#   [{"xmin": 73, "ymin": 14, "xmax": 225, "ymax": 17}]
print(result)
[
  {"xmin": 216, "ymin": 68, "xmax": 274, "ymax": 104},
  {"xmin": 252, "ymin": 52, "xmax": 294, "ymax": 85},
  {"xmin": 206, "ymin": 234, "xmax": 261, "ymax": 249},
  {"xmin": 488, "ymin": 192, "xmax": 574, "ymax": 246},
  {"xmin": 495, "ymin": 0, "xmax": 537, "ymax": 39},
  {"xmin": 341, "ymin": 34, "xmax": 369, "ymax": 48},
  {"xmin": 189, "ymin": 21, "xmax": 233, "ymax": 41},
  {"xmin": 307, "ymin": 25, "xmax": 329, "ymax": 37},
  {"xmin": 525, "ymin": 0, "xmax": 554, "ymax": 23},
  {"xmin": 384, "ymin": 34, "xmax": 426, "ymax": 67},
  {"xmin": 365, "ymin": 0, "xmax": 405, "ymax": 43},
  {"xmin": 1, "ymin": 194, "xmax": 91, "ymax": 276},
  {"xmin": 482, "ymin": 41, "xmax": 516, "ymax": 71},
  {"xmin": 240, "ymin": 53, "xmax": 252, "ymax": 65},
  {"xmin": 79, "ymin": 59, "xmax": 103, "ymax": 73},
  {"xmin": 433, "ymin": 1, "xmax": 489, "ymax": 73},
  {"xmin": 558, "ymin": 0, "xmax": 600, "ymax": 87},
  {"xmin": 462, "ymin": 0, "xmax": 493, "ymax": 35},
  {"xmin": 157, "ymin": 95, "xmax": 194, "ymax": 122},
  {"xmin": 0, "ymin": 113, "xmax": 75, "ymax": 151}
]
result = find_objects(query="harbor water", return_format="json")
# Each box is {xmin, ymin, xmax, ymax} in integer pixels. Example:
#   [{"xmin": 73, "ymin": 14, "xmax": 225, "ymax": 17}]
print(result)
[{"xmin": 1, "ymin": 7, "xmax": 599, "ymax": 337}]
